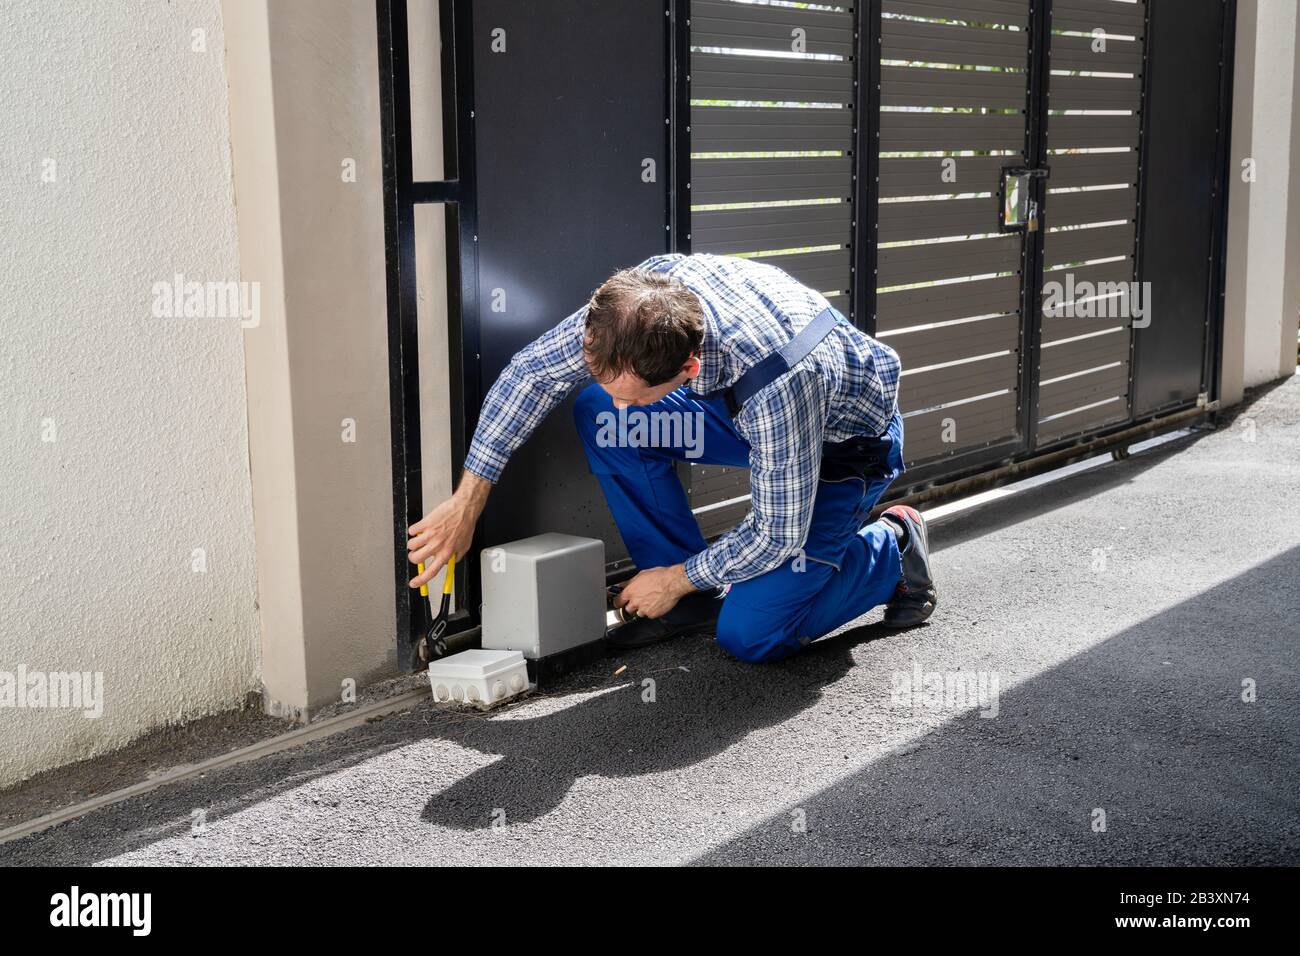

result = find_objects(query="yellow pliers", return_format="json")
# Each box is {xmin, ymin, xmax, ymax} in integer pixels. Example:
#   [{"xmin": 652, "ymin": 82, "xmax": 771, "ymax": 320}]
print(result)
[{"xmin": 414, "ymin": 554, "xmax": 455, "ymax": 663}]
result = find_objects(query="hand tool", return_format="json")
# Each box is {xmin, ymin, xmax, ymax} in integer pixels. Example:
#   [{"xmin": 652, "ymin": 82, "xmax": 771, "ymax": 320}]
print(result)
[{"xmin": 414, "ymin": 554, "xmax": 455, "ymax": 664}]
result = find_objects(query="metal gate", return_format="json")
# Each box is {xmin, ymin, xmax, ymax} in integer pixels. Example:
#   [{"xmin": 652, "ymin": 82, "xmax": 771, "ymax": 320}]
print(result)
[
  {"xmin": 873, "ymin": 0, "xmax": 1036, "ymax": 467},
  {"xmin": 683, "ymin": 0, "xmax": 863, "ymax": 537},
  {"xmin": 873, "ymin": 0, "xmax": 1152, "ymax": 464},
  {"xmin": 378, "ymin": 0, "xmax": 1235, "ymax": 655},
  {"xmin": 1036, "ymin": 0, "xmax": 1147, "ymax": 445},
  {"xmin": 685, "ymin": 0, "xmax": 1233, "ymax": 504}
]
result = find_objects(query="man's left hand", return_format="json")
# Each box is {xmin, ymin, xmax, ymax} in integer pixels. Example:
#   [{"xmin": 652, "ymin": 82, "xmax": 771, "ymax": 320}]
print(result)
[{"xmin": 615, "ymin": 564, "xmax": 697, "ymax": 620}]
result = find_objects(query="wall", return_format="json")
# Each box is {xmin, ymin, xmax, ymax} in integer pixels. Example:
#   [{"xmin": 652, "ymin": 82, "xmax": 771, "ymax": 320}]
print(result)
[
  {"xmin": 223, "ymin": 0, "xmax": 424, "ymax": 717},
  {"xmin": 1223, "ymin": 0, "xmax": 1300, "ymax": 404},
  {"xmin": 0, "ymin": 1, "xmax": 260, "ymax": 785}
]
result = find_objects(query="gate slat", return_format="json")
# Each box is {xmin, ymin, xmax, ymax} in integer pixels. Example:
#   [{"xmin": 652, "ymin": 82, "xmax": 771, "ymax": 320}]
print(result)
[
  {"xmin": 879, "ymin": 196, "xmax": 1002, "ymax": 242},
  {"xmin": 881, "ymin": 313, "xmax": 1021, "ymax": 370},
  {"xmin": 1049, "ymin": 72, "xmax": 1142, "ymax": 111},
  {"xmin": 1040, "ymin": 327, "xmax": 1131, "ymax": 379},
  {"xmin": 884, "ymin": 0, "xmax": 1028, "ymax": 27},
  {"xmin": 881, "ymin": 110, "xmax": 1026, "ymax": 152},
  {"xmin": 691, "ymin": 202, "xmax": 852, "ymax": 255},
  {"xmin": 696, "ymin": 500, "xmax": 752, "ymax": 540},
  {"xmin": 691, "ymin": 105, "xmax": 853, "ymax": 151},
  {"xmin": 1037, "ymin": 363, "xmax": 1131, "ymax": 418},
  {"xmin": 904, "ymin": 390, "xmax": 1020, "ymax": 462},
  {"xmin": 1043, "ymin": 222, "xmax": 1135, "ymax": 267},
  {"xmin": 1048, "ymin": 152, "xmax": 1138, "ymax": 189},
  {"xmin": 1052, "ymin": 0, "xmax": 1146, "ymax": 36},
  {"xmin": 1048, "ymin": 113, "xmax": 1141, "ymax": 149},
  {"xmin": 878, "ymin": 274, "xmax": 1022, "ymax": 328},
  {"xmin": 751, "ymin": 249, "xmax": 853, "ymax": 295},
  {"xmin": 900, "ymin": 352, "xmax": 1020, "ymax": 413},
  {"xmin": 692, "ymin": 52, "xmax": 854, "ymax": 102},
  {"xmin": 1041, "ymin": 312, "xmax": 1133, "ymax": 342},
  {"xmin": 878, "ymin": 155, "xmax": 1010, "ymax": 198},
  {"xmin": 693, "ymin": 156, "xmax": 852, "ymax": 205},
  {"xmin": 879, "ymin": 234, "xmax": 1022, "ymax": 286},
  {"xmin": 1049, "ymin": 186, "xmax": 1137, "ymax": 229},
  {"xmin": 1049, "ymin": 32, "xmax": 1143, "ymax": 73},
  {"xmin": 1040, "ymin": 259, "xmax": 1137, "ymax": 336},
  {"xmin": 692, "ymin": 0, "xmax": 856, "ymax": 57},
  {"xmin": 882, "ymin": 65, "xmax": 1028, "ymax": 109},
  {"xmin": 1036, "ymin": 397, "xmax": 1129, "ymax": 442},
  {"xmin": 883, "ymin": 17, "xmax": 1028, "ymax": 68},
  {"xmin": 687, "ymin": 465, "xmax": 751, "ymax": 509}
]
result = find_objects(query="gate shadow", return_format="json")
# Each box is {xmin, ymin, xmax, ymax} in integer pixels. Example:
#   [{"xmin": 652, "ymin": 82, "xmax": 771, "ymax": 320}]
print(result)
[{"xmin": 692, "ymin": 546, "xmax": 1300, "ymax": 866}]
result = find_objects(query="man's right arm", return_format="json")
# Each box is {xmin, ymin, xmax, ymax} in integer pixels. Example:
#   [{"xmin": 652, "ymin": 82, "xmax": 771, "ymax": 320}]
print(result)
[
  {"xmin": 463, "ymin": 305, "xmax": 592, "ymax": 482},
  {"xmin": 407, "ymin": 306, "xmax": 591, "ymax": 588},
  {"xmin": 407, "ymin": 468, "xmax": 491, "ymax": 588}
]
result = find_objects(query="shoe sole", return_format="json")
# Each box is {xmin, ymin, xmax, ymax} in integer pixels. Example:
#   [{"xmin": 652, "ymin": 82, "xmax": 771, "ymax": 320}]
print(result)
[
  {"xmin": 880, "ymin": 589, "xmax": 938, "ymax": 629},
  {"xmin": 882, "ymin": 504, "xmax": 935, "ymax": 629}
]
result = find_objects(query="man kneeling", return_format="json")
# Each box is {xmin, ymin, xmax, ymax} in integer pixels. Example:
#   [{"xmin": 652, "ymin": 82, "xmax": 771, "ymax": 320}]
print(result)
[{"xmin": 406, "ymin": 253, "xmax": 937, "ymax": 663}]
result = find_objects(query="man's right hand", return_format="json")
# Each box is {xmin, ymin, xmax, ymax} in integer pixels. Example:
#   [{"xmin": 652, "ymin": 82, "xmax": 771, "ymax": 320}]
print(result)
[{"xmin": 406, "ymin": 471, "xmax": 492, "ymax": 589}]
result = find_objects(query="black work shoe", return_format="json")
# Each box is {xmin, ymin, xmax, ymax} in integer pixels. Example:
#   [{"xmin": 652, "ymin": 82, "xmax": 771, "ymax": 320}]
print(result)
[
  {"xmin": 606, "ymin": 615, "xmax": 691, "ymax": 650},
  {"xmin": 605, "ymin": 587, "xmax": 724, "ymax": 651},
  {"xmin": 880, "ymin": 505, "xmax": 937, "ymax": 628}
]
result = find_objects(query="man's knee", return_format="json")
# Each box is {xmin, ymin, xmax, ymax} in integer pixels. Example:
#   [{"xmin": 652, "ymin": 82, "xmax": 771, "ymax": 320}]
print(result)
[{"xmin": 715, "ymin": 610, "xmax": 800, "ymax": 664}]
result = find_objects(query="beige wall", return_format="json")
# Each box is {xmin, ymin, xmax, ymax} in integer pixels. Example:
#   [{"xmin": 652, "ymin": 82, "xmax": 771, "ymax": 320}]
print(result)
[
  {"xmin": 223, "ymin": 0, "xmax": 447, "ymax": 717},
  {"xmin": 1223, "ymin": 0, "xmax": 1300, "ymax": 405},
  {"xmin": 0, "ymin": 0, "xmax": 260, "ymax": 786}
]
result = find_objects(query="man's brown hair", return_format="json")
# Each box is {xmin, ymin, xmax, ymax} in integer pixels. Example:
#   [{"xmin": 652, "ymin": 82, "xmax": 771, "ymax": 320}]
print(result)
[{"xmin": 583, "ymin": 268, "xmax": 705, "ymax": 386}]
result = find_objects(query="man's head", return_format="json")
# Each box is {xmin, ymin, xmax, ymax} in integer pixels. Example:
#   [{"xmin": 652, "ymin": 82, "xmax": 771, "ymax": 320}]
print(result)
[{"xmin": 583, "ymin": 268, "xmax": 704, "ymax": 408}]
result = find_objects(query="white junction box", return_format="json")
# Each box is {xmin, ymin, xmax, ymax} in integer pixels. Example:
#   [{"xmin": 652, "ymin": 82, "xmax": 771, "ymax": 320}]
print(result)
[
  {"xmin": 481, "ymin": 533, "xmax": 606, "ymax": 661},
  {"xmin": 427, "ymin": 649, "xmax": 530, "ymax": 709}
]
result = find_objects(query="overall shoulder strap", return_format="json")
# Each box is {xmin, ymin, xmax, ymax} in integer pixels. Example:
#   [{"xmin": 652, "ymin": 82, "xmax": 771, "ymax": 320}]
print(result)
[{"xmin": 727, "ymin": 307, "xmax": 845, "ymax": 412}]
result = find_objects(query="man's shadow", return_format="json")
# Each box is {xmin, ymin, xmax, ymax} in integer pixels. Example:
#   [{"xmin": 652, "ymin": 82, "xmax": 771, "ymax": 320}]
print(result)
[{"xmin": 420, "ymin": 627, "xmax": 877, "ymax": 830}]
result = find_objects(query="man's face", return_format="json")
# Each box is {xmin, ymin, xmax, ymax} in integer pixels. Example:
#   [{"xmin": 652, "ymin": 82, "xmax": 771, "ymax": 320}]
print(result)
[{"xmin": 595, "ymin": 356, "xmax": 701, "ymax": 408}]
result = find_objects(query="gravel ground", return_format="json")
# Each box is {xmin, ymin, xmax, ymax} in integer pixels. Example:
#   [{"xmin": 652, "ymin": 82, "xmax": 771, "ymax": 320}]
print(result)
[{"xmin": 3, "ymin": 376, "xmax": 1297, "ymax": 866}]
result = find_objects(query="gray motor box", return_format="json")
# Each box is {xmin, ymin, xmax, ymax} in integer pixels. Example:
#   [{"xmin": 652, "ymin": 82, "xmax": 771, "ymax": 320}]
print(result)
[{"xmin": 480, "ymin": 533, "xmax": 606, "ymax": 662}]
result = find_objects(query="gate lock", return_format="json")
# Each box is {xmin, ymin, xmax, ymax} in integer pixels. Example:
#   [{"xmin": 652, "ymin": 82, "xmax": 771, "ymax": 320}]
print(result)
[{"xmin": 999, "ymin": 166, "xmax": 1051, "ymax": 233}]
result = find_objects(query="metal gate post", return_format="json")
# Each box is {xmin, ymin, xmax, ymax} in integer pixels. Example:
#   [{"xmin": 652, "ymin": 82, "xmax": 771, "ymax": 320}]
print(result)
[
  {"xmin": 853, "ymin": 0, "xmax": 881, "ymax": 335},
  {"xmin": 669, "ymin": 0, "xmax": 691, "ymax": 255},
  {"xmin": 1204, "ymin": 0, "xmax": 1239, "ymax": 411},
  {"xmin": 1020, "ymin": 0, "xmax": 1052, "ymax": 452},
  {"xmin": 377, "ymin": 0, "xmax": 479, "ymax": 666}
]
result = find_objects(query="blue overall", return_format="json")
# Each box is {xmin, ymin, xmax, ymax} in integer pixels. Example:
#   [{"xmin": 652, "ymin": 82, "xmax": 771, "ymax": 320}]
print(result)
[{"xmin": 574, "ymin": 309, "xmax": 906, "ymax": 664}]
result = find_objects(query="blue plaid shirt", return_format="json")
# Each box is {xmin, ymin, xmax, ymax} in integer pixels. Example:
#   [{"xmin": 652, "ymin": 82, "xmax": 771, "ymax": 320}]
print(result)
[{"xmin": 465, "ymin": 253, "xmax": 901, "ymax": 588}]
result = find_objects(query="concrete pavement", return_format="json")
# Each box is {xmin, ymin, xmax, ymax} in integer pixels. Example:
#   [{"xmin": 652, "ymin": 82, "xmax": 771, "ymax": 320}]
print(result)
[{"xmin": 3, "ymin": 375, "xmax": 1298, "ymax": 866}]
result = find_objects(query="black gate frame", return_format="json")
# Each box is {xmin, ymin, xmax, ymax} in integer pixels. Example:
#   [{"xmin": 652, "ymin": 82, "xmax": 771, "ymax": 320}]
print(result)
[
  {"xmin": 378, "ymin": 0, "xmax": 1236, "ymax": 664},
  {"xmin": 377, "ymin": 0, "xmax": 480, "ymax": 654}
]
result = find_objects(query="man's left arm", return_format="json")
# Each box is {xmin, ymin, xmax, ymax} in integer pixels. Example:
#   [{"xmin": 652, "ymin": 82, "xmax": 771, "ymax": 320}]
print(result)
[
  {"xmin": 616, "ymin": 375, "xmax": 827, "ymax": 617},
  {"xmin": 683, "ymin": 371, "xmax": 828, "ymax": 590}
]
